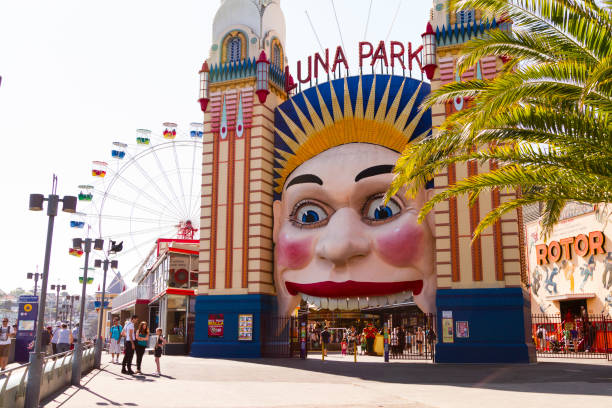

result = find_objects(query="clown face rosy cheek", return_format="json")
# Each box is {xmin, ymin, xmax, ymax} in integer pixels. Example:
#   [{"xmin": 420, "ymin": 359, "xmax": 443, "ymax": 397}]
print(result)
[
  {"xmin": 375, "ymin": 221, "xmax": 423, "ymax": 266},
  {"xmin": 276, "ymin": 234, "xmax": 313, "ymax": 270}
]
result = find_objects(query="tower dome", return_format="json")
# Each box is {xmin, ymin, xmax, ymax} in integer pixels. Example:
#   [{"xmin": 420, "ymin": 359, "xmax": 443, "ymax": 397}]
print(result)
[{"xmin": 210, "ymin": 0, "xmax": 286, "ymax": 65}]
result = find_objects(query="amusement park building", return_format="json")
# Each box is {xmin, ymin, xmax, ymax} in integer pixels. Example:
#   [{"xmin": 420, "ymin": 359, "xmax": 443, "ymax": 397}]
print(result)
[
  {"xmin": 111, "ymin": 238, "xmax": 199, "ymax": 355},
  {"xmin": 185, "ymin": 0, "xmax": 535, "ymax": 364},
  {"xmin": 524, "ymin": 203, "xmax": 612, "ymax": 317}
]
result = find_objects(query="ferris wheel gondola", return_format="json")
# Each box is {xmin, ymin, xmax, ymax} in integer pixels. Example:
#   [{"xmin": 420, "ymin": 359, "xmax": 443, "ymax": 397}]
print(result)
[{"xmin": 76, "ymin": 122, "xmax": 203, "ymax": 281}]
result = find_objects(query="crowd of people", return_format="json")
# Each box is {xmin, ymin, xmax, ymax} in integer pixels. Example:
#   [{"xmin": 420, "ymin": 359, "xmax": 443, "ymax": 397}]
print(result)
[
  {"xmin": 0, "ymin": 314, "xmax": 168, "ymax": 377},
  {"xmin": 308, "ymin": 321, "xmax": 436, "ymax": 357},
  {"xmin": 117, "ymin": 315, "xmax": 166, "ymax": 376},
  {"xmin": 535, "ymin": 306, "xmax": 602, "ymax": 353}
]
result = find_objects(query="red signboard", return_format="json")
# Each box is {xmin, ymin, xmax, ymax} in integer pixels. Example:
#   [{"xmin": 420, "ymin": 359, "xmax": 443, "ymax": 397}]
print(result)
[{"xmin": 208, "ymin": 314, "xmax": 224, "ymax": 337}]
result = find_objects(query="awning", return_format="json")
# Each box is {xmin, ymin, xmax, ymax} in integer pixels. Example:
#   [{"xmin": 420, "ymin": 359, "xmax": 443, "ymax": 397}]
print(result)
[{"xmin": 546, "ymin": 293, "xmax": 596, "ymax": 301}]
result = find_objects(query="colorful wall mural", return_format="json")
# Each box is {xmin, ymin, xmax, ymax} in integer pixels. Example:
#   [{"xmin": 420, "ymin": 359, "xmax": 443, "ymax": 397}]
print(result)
[{"xmin": 526, "ymin": 205, "xmax": 612, "ymax": 315}]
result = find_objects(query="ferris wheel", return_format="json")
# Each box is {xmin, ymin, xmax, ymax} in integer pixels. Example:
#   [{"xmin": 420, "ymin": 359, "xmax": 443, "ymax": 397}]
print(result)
[{"xmin": 73, "ymin": 122, "xmax": 204, "ymax": 280}]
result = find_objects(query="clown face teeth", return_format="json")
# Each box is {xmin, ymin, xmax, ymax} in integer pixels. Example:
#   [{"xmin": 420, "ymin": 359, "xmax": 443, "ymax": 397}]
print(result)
[
  {"xmin": 328, "ymin": 298, "xmax": 338, "ymax": 310},
  {"xmin": 319, "ymin": 297, "xmax": 329, "ymax": 309},
  {"xmin": 300, "ymin": 291, "xmax": 415, "ymax": 311}
]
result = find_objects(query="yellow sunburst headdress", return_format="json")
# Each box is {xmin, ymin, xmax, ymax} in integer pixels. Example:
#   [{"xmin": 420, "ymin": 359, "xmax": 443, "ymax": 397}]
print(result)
[{"xmin": 274, "ymin": 74, "xmax": 431, "ymax": 195}]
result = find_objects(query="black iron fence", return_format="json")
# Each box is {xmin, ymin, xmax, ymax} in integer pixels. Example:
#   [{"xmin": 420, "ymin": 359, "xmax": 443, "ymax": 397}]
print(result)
[
  {"xmin": 532, "ymin": 314, "xmax": 611, "ymax": 359},
  {"xmin": 261, "ymin": 314, "xmax": 299, "ymax": 358},
  {"xmin": 388, "ymin": 312, "xmax": 436, "ymax": 361}
]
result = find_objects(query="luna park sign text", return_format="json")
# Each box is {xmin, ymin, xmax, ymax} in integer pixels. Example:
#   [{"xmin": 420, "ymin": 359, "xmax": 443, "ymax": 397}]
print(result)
[{"xmin": 294, "ymin": 41, "xmax": 424, "ymax": 83}]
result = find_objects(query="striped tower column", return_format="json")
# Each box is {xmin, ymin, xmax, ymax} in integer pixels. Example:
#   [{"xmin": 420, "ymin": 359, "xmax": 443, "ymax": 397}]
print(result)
[{"xmin": 429, "ymin": 31, "xmax": 534, "ymax": 363}]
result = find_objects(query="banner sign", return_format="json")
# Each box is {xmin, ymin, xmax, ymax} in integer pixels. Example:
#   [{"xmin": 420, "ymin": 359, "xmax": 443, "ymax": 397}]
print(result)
[
  {"xmin": 15, "ymin": 295, "xmax": 38, "ymax": 363},
  {"xmin": 238, "ymin": 314, "xmax": 253, "ymax": 341},
  {"xmin": 208, "ymin": 314, "xmax": 224, "ymax": 337},
  {"xmin": 441, "ymin": 310, "xmax": 454, "ymax": 343},
  {"xmin": 16, "ymin": 295, "xmax": 38, "ymax": 338}
]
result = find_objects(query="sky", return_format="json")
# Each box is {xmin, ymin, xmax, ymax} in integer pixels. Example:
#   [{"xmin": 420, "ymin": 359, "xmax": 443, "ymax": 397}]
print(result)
[{"xmin": 0, "ymin": 0, "xmax": 433, "ymax": 297}]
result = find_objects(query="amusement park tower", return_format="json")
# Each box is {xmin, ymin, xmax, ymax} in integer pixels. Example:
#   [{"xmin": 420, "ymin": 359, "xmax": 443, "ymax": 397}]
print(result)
[
  {"xmin": 192, "ymin": 0, "xmax": 288, "ymax": 357},
  {"xmin": 426, "ymin": 0, "xmax": 535, "ymax": 363}
]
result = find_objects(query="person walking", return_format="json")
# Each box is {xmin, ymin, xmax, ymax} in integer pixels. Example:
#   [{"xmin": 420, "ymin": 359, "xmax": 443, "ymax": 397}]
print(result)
[
  {"xmin": 56, "ymin": 323, "xmax": 73, "ymax": 353},
  {"xmin": 398, "ymin": 326, "xmax": 406, "ymax": 355},
  {"xmin": 41, "ymin": 326, "xmax": 52, "ymax": 355},
  {"xmin": 154, "ymin": 328, "xmax": 166, "ymax": 376},
  {"xmin": 360, "ymin": 330, "xmax": 367, "ymax": 355},
  {"xmin": 109, "ymin": 318, "xmax": 123, "ymax": 363},
  {"xmin": 364, "ymin": 323, "xmax": 377, "ymax": 355},
  {"xmin": 416, "ymin": 327, "xmax": 425, "ymax": 355},
  {"xmin": 51, "ymin": 321, "xmax": 61, "ymax": 354},
  {"xmin": 320, "ymin": 326, "xmax": 330, "ymax": 357},
  {"xmin": 390, "ymin": 327, "xmax": 399, "ymax": 356},
  {"xmin": 1, "ymin": 318, "xmax": 15, "ymax": 371},
  {"xmin": 122, "ymin": 315, "xmax": 137, "ymax": 375},
  {"xmin": 135, "ymin": 321, "xmax": 149, "ymax": 374},
  {"xmin": 71, "ymin": 323, "xmax": 80, "ymax": 350},
  {"xmin": 341, "ymin": 335, "xmax": 348, "ymax": 356}
]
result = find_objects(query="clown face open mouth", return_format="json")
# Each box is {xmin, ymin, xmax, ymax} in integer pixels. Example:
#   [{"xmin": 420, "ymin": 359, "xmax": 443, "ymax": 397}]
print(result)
[{"xmin": 285, "ymin": 280, "xmax": 423, "ymax": 310}]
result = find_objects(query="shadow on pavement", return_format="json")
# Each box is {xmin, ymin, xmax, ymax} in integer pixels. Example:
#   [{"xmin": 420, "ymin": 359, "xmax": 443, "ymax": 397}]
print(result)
[{"xmin": 226, "ymin": 357, "xmax": 612, "ymax": 397}]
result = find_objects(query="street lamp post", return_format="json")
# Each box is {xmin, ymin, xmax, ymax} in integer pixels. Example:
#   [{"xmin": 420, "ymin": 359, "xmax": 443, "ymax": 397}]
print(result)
[
  {"xmin": 93, "ymin": 258, "xmax": 118, "ymax": 368},
  {"xmin": 26, "ymin": 266, "xmax": 41, "ymax": 296},
  {"xmin": 71, "ymin": 237, "xmax": 104, "ymax": 385},
  {"xmin": 24, "ymin": 175, "xmax": 77, "ymax": 408},
  {"xmin": 50, "ymin": 283, "xmax": 66, "ymax": 321},
  {"xmin": 67, "ymin": 295, "xmax": 79, "ymax": 330}
]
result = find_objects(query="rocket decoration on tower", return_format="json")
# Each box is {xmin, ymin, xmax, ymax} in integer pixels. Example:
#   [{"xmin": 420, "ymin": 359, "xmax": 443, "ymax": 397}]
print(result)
[
  {"xmin": 236, "ymin": 94, "xmax": 244, "ymax": 138},
  {"xmin": 220, "ymin": 96, "xmax": 228, "ymax": 140},
  {"xmin": 284, "ymin": 66, "xmax": 297, "ymax": 95}
]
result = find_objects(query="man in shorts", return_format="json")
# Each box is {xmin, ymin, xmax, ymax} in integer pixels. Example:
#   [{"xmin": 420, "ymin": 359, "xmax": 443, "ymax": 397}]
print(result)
[
  {"xmin": 109, "ymin": 318, "xmax": 123, "ymax": 363},
  {"xmin": 51, "ymin": 321, "xmax": 61, "ymax": 354},
  {"xmin": 1, "ymin": 318, "xmax": 15, "ymax": 370}
]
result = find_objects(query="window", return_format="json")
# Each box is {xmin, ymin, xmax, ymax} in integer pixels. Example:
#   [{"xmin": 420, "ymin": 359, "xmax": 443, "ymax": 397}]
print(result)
[
  {"xmin": 228, "ymin": 37, "xmax": 241, "ymax": 63},
  {"xmin": 166, "ymin": 295, "xmax": 187, "ymax": 343},
  {"xmin": 273, "ymin": 44, "xmax": 281, "ymax": 68},
  {"xmin": 457, "ymin": 9, "xmax": 474, "ymax": 26}
]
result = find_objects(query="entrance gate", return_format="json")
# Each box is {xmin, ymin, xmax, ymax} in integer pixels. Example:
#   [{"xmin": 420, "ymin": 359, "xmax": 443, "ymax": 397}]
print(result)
[
  {"xmin": 532, "ymin": 314, "xmax": 611, "ymax": 360},
  {"xmin": 388, "ymin": 312, "xmax": 436, "ymax": 361},
  {"xmin": 261, "ymin": 315, "xmax": 300, "ymax": 357}
]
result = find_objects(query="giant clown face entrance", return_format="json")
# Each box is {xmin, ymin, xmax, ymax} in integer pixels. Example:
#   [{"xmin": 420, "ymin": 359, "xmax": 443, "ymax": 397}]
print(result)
[{"xmin": 272, "ymin": 74, "xmax": 434, "ymax": 316}]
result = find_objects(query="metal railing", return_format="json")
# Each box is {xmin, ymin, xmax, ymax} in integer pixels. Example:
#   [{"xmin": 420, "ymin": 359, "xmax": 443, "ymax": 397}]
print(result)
[
  {"xmin": 0, "ymin": 345, "xmax": 95, "ymax": 407},
  {"xmin": 111, "ymin": 285, "xmax": 153, "ymax": 311},
  {"xmin": 532, "ymin": 314, "xmax": 611, "ymax": 359}
]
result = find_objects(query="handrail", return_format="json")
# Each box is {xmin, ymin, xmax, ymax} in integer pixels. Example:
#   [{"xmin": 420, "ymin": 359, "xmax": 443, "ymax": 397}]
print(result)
[
  {"xmin": 0, "ymin": 362, "xmax": 30, "ymax": 376},
  {"xmin": 0, "ymin": 344, "xmax": 94, "ymax": 377}
]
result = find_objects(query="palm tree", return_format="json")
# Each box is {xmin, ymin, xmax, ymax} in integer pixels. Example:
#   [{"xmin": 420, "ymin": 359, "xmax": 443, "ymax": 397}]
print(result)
[{"xmin": 388, "ymin": 0, "xmax": 611, "ymax": 239}]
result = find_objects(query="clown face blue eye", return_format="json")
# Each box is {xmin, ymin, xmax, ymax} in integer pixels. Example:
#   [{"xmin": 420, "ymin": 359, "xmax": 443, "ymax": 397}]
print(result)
[
  {"xmin": 293, "ymin": 203, "xmax": 328, "ymax": 226},
  {"xmin": 364, "ymin": 197, "xmax": 401, "ymax": 222}
]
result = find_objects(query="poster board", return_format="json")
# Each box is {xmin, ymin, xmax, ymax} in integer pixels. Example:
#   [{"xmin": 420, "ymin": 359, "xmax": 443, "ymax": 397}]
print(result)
[
  {"xmin": 456, "ymin": 321, "xmax": 469, "ymax": 338},
  {"xmin": 441, "ymin": 310, "xmax": 454, "ymax": 343},
  {"xmin": 238, "ymin": 314, "xmax": 253, "ymax": 341},
  {"xmin": 208, "ymin": 314, "xmax": 224, "ymax": 337}
]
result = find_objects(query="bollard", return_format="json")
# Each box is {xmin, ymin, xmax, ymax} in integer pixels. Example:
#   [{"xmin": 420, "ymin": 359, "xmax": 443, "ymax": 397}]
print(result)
[
  {"xmin": 322, "ymin": 341, "xmax": 325, "ymax": 360},
  {"xmin": 384, "ymin": 322, "xmax": 389, "ymax": 363},
  {"xmin": 354, "ymin": 341, "xmax": 357, "ymax": 363}
]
